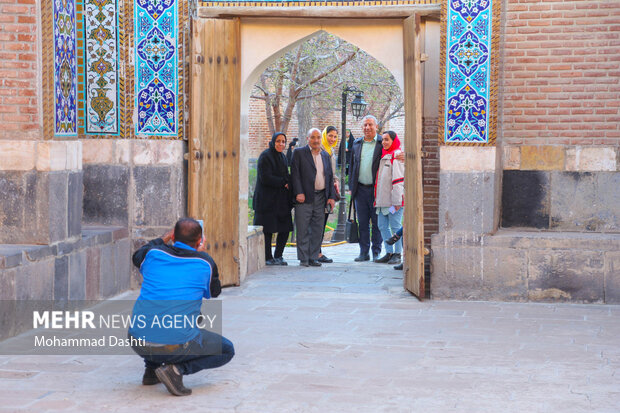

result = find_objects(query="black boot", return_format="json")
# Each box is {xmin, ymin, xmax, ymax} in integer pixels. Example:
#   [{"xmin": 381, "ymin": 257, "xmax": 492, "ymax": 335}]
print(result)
[{"xmin": 374, "ymin": 253, "xmax": 393, "ymax": 263}]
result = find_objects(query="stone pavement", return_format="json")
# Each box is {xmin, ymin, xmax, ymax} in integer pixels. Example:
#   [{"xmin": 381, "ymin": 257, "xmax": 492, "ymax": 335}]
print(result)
[{"xmin": 0, "ymin": 243, "xmax": 619, "ymax": 412}]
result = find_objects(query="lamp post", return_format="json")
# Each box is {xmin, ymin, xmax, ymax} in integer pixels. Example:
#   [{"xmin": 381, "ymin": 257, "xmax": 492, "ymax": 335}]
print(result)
[{"xmin": 332, "ymin": 86, "xmax": 367, "ymax": 242}]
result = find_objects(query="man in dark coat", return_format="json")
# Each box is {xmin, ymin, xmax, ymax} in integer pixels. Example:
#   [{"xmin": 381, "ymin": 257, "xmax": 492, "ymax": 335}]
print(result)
[
  {"xmin": 348, "ymin": 115, "xmax": 384, "ymax": 262},
  {"xmin": 290, "ymin": 128, "xmax": 337, "ymax": 267}
]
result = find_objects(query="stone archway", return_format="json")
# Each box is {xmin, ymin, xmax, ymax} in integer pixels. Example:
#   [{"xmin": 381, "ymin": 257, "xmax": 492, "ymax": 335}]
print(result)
[{"xmin": 190, "ymin": 6, "xmax": 440, "ymax": 298}]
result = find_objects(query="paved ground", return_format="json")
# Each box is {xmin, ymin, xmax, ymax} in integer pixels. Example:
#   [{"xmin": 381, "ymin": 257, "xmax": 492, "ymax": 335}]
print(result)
[{"xmin": 1, "ymin": 243, "xmax": 619, "ymax": 412}]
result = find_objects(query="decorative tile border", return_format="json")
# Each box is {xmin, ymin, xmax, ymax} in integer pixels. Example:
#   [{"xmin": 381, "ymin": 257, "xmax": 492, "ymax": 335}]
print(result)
[
  {"xmin": 53, "ymin": 0, "xmax": 78, "ymax": 136},
  {"xmin": 134, "ymin": 0, "xmax": 178, "ymax": 136},
  {"xmin": 439, "ymin": 0, "xmax": 500, "ymax": 145},
  {"xmin": 84, "ymin": 0, "xmax": 120, "ymax": 134},
  {"xmin": 200, "ymin": 0, "xmax": 439, "ymax": 5}
]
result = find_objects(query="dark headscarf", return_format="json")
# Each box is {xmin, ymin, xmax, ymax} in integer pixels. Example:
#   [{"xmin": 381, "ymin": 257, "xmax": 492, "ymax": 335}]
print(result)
[{"xmin": 269, "ymin": 132, "xmax": 289, "ymax": 177}]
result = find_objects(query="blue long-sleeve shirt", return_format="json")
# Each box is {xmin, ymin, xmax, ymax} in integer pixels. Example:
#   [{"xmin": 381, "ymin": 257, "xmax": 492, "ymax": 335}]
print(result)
[{"xmin": 129, "ymin": 238, "xmax": 221, "ymax": 344}]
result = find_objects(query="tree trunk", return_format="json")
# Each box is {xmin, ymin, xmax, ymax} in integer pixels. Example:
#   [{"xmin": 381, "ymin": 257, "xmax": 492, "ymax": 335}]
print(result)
[{"xmin": 295, "ymin": 97, "xmax": 313, "ymax": 146}]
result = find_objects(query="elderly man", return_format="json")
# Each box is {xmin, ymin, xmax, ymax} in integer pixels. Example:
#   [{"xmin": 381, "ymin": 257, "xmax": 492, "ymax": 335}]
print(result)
[
  {"xmin": 348, "ymin": 115, "xmax": 385, "ymax": 262},
  {"xmin": 290, "ymin": 128, "xmax": 337, "ymax": 267},
  {"xmin": 129, "ymin": 218, "xmax": 234, "ymax": 396}
]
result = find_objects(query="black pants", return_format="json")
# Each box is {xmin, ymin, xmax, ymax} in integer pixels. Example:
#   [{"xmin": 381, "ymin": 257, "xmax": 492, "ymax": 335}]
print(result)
[{"xmin": 264, "ymin": 231, "xmax": 289, "ymax": 260}]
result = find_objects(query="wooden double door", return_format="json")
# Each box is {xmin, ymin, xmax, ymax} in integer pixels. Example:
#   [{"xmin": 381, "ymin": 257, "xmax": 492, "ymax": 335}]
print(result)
[{"xmin": 189, "ymin": 16, "xmax": 425, "ymax": 297}]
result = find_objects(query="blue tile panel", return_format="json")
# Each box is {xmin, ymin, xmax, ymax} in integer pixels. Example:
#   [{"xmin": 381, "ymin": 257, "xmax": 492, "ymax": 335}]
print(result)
[
  {"xmin": 444, "ymin": 0, "xmax": 492, "ymax": 143},
  {"xmin": 54, "ymin": 0, "xmax": 78, "ymax": 136},
  {"xmin": 134, "ymin": 0, "xmax": 178, "ymax": 136},
  {"xmin": 84, "ymin": 0, "xmax": 119, "ymax": 134}
]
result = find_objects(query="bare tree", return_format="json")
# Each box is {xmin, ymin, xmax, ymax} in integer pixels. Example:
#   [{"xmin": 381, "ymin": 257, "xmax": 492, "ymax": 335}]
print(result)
[{"xmin": 251, "ymin": 32, "xmax": 404, "ymax": 137}]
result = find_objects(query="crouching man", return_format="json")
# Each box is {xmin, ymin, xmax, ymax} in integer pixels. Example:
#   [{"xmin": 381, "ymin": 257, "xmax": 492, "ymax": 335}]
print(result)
[{"xmin": 128, "ymin": 218, "xmax": 234, "ymax": 396}]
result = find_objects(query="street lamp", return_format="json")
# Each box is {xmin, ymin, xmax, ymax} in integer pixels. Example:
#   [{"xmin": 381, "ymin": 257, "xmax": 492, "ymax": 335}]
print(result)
[{"xmin": 332, "ymin": 86, "xmax": 367, "ymax": 242}]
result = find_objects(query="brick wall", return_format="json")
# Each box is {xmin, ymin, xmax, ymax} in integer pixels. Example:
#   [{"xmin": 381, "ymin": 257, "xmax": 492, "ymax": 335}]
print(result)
[
  {"xmin": 502, "ymin": 0, "xmax": 620, "ymax": 146},
  {"xmin": 422, "ymin": 117, "xmax": 439, "ymax": 245},
  {"xmin": 0, "ymin": 0, "xmax": 40, "ymax": 139}
]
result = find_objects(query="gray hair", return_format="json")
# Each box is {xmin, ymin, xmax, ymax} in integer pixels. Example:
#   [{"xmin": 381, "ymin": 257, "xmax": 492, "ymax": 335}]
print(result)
[
  {"xmin": 307, "ymin": 128, "xmax": 321, "ymax": 137},
  {"xmin": 362, "ymin": 115, "xmax": 378, "ymax": 125}
]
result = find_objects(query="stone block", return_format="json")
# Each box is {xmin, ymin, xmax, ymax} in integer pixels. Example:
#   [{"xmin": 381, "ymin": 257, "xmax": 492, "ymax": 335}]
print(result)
[
  {"xmin": 48, "ymin": 172, "xmax": 68, "ymax": 242},
  {"xmin": 0, "ymin": 171, "xmax": 64, "ymax": 244},
  {"xmin": 114, "ymin": 140, "xmax": 131, "ymax": 164},
  {"xmin": 15, "ymin": 259, "xmax": 54, "ymax": 300},
  {"xmin": 133, "ymin": 166, "xmax": 175, "ymax": 227},
  {"xmin": 83, "ymin": 165, "xmax": 129, "ymax": 225},
  {"xmin": 99, "ymin": 244, "xmax": 116, "ymax": 298},
  {"xmin": 528, "ymin": 249, "xmax": 605, "ymax": 303},
  {"xmin": 606, "ymin": 252, "xmax": 620, "ymax": 304},
  {"xmin": 521, "ymin": 145, "xmax": 565, "ymax": 171},
  {"xmin": 502, "ymin": 170, "xmax": 550, "ymax": 229},
  {"xmin": 0, "ymin": 246, "xmax": 23, "ymax": 268},
  {"xmin": 0, "ymin": 140, "xmax": 35, "ymax": 171},
  {"xmin": 565, "ymin": 146, "xmax": 617, "ymax": 172},
  {"xmin": 115, "ymin": 239, "xmax": 130, "ymax": 293},
  {"xmin": 67, "ymin": 172, "xmax": 83, "ymax": 238},
  {"xmin": 132, "ymin": 140, "xmax": 184, "ymax": 166},
  {"xmin": 65, "ymin": 141, "xmax": 82, "ymax": 171},
  {"xmin": 23, "ymin": 245, "xmax": 55, "ymax": 262},
  {"xmin": 85, "ymin": 247, "xmax": 101, "ymax": 300},
  {"xmin": 440, "ymin": 146, "xmax": 497, "ymax": 172},
  {"xmin": 0, "ymin": 172, "xmax": 29, "ymax": 228},
  {"xmin": 439, "ymin": 171, "xmax": 496, "ymax": 234},
  {"xmin": 481, "ymin": 247, "xmax": 528, "ymax": 301},
  {"xmin": 503, "ymin": 146, "xmax": 520, "ymax": 170},
  {"xmin": 36, "ymin": 141, "xmax": 69, "ymax": 171},
  {"xmin": 0, "ymin": 267, "xmax": 16, "ymax": 300},
  {"xmin": 69, "ymin": 251, "xmax": 86, "ymax": 300},
  {"xmin": 81, "ymin": 139, "xmax": 114, "ymax": 164},
  {"xmin": 246, "ymin": 227, "xmax": 265, "ymax": 276},
  {"xmin": 550, "ymin": 172, "xmax": 620, "ymax": 232},
  {"xmin": 430, "ymin": 246, "xmax": 484, "ymax": 300},
  {"xmin": 54, "ymin": 256, "xmax": 69, "ymax": 303}
]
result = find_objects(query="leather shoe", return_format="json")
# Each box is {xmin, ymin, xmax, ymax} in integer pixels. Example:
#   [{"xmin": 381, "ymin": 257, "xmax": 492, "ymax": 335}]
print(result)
[
  {"xmin": 142, "ymin": 367, "xmax": 160, "ymax": 385},
  {"xmin": 374, "ymin": 253, "xmax": 393, "ymax": 263},
  {"xmin": 386, "ymin": 233, "xmax": 401, "ymax": 246},
  {"xmin": 354, "ymin": 254, "xmax": 370, "ymax": 262},
  {"xmin": 300, "ymin": 261, "xmax": 309, "ymax": 267},
  {"xmin": 394, "ymin": 263, "xmax": 403, "ymax": 270},
  {"xmin": 266, "ymin": 258, "xmax": 278, "ymax": 266},
  {"xmin": 318, "ymin": 255, "xmax": 333, "ymax": 263},
  {"xmin": 308, "ymin": 259, "xmax": 322, "ymax": 267},
  {"xmin": 155, "ymin": 365, "xmax": 191, "ymax": 396},
  {"xmin": 387, "ymin": 253, "xmax": 401, "ymax": 265}
]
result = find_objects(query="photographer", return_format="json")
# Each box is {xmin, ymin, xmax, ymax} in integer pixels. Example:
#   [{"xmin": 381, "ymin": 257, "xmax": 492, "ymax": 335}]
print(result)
[{"xmin": 128, "ymin": 218, "xmax": 234, "ymax": 396}]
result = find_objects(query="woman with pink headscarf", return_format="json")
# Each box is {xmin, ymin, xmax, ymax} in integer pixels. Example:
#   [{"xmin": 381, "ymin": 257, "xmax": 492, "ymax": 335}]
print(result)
[{"xmin": 373, "ymin": 130, "xmax": 404, "ymax": 265}]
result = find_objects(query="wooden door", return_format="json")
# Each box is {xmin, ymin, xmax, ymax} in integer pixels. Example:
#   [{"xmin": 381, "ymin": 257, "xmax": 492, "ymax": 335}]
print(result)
[
  {"xmin": 189, "ymin": 18, "xmax": 240, "ymax": 286},
  {"xmin": 403, "ymin": 14, "xmax": 425, "ymax": 298}
]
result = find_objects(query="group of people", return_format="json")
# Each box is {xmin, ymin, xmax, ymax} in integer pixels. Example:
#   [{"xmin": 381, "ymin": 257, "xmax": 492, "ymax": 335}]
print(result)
[
  {"xmin": 253, "ymin": 115, "xmax": 405, "ymax": 269},
  {"xmin": 125, "ymin": 115, "xmax": 405, "ymax": 397}
]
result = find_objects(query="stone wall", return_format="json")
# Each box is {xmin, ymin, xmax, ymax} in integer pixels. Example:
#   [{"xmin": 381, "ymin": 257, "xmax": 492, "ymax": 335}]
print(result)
[
  {"xmin": 81, "ymin": 139, "xmax": 186, "ymax": 287},
  {"xmin": 0, "ymin": 226, "xmax": 130, "ymax": 340}
]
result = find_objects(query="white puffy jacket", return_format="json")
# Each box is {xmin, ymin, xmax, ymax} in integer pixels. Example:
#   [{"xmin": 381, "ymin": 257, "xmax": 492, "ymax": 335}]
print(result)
[{"xmin": 374, "ymin": 149, "xmax": 404, "ymax": 208}]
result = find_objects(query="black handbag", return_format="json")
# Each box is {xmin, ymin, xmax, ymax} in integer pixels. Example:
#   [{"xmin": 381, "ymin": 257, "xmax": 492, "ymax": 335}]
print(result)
[{"xmin": 346, "ymin": 199, "xmax": 359, "ymax": 243}]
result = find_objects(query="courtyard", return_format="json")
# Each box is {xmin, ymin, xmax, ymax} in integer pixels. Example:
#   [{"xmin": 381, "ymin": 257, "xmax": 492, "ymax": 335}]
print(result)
[{"xmin": 0, "ymin": 243, "xmax": 618, "ymax": 412}]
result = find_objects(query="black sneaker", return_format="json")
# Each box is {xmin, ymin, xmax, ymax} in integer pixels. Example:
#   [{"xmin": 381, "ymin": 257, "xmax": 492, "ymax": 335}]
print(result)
[
  {"xmin": 266, "ymin": 258, "xmax": 278, "ymax": 266},
  {"xmin": 142, "ymin": 367, "xmax": 160, "ymax": 385},
  {"xmin": 394, "ymin": 263, "xmax": 403, "ymax": 270},
  {"xmin": 155, "ymin": 365, "xmax": 192, "ymax": 396},
  {"xmin": 274, "ymin": 257, "xmax": 288, "ymax": 266},
  {"xmin": 387, "ymin": 253, "xmax": 401, "ymax": 265},
  {"xmin": 374, "ymin": 253, "xmax": 393, "ymax": 263},
  {"xmin": 354, "ymin": 254, "xmax": 370, "ymax": 262},
  {"xmin": 317, "ymin": 255, "xmax": 333, "ymax": 263}
]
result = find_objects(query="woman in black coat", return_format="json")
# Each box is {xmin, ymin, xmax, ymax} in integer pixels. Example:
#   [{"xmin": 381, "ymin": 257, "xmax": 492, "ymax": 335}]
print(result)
[{"xmin": 253, "ymin": 132, "xmax": 294, "ymax": 265}]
